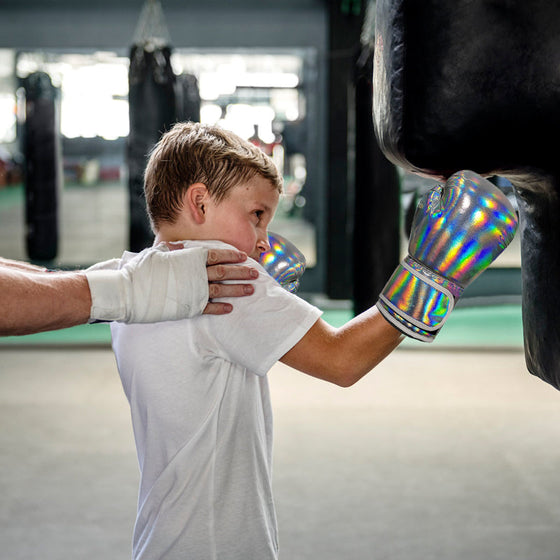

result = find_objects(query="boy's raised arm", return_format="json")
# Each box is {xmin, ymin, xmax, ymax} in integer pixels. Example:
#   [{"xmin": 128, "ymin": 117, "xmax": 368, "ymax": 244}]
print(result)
[
  {"xmin": 280, "ymin": 309, "xmax": 404, "ymax": 387},
  {"xmin": 282, "ymin": 171, "xmax": 519, "ymax": 386}
]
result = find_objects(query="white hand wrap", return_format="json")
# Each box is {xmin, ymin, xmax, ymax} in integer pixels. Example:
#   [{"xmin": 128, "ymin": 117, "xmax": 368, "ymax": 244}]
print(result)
[{"xmin": 85, "ymin": 245, "xmax": 209, "ymax": 323}]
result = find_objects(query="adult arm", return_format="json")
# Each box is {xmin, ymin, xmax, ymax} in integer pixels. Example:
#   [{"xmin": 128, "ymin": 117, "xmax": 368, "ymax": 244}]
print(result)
[
  {"xmin": 0, "ymin": 248, "xmax": 257, "ymax": 336},
  {"xmin": 280, "ymin": 306, "xmax": 404, "ymax": 387},
  {"xmin": 0, "ymin": 267, "xmax": 91, "ymax": 336}
]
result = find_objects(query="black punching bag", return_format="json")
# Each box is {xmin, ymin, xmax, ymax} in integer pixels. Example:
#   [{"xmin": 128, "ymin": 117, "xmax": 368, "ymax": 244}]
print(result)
[
  {"xmin": 372, "ymin": 0, "xmax": 560, "ymax": 389},
  {"xmin": 175, "ymin": 73, "xmax": 201, "ymax": 123},
  {"xmin": 128, "ymin": 45, "xmax": 176, "ymax": 252},
  {"xmin": 21, "ymin": 71, "xmax": 60, "ymax": 262}
]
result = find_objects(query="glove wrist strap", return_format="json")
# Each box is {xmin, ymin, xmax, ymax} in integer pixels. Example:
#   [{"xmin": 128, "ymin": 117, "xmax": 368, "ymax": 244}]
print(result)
[
  {"xmin": 402, "ymin": 256, "xmax": 464, "ymax": 300},
  {"xmin": 377, "ymin": 256, "xmax": 464, "ymax": 341}
]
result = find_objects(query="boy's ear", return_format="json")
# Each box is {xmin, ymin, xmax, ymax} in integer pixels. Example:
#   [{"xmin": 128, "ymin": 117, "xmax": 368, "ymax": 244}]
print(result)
[{"xmin": 184, "ymin": 183, "xmax": 209, "ymax": 224}]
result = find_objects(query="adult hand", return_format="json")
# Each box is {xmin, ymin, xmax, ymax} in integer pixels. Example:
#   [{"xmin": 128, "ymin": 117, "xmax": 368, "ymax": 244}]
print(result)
[
  {"xmin": 0, "ymin": 248, "xmax": 259, "ymax": 335},
  {"xmin": 86, "ymin": 244, "xmax": 259, "ymax": 323},
  {"xmin": 203, "ymin": 248, "xmax": 258, "ymax": 315}
]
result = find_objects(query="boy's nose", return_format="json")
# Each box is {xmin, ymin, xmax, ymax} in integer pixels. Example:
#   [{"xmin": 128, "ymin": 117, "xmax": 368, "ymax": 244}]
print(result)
[{"xmin": 256, "ymin": 235, "xmax": 271, "ymax": 255}]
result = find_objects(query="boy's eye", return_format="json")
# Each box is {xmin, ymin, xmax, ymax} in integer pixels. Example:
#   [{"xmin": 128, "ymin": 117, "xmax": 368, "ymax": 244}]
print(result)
[{"xmin": 254, "ymin": 210, "xmax": 264, "ymax": 221}]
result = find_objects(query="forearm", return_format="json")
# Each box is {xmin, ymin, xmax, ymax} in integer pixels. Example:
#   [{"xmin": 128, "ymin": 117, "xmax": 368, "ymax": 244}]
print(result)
[
  {"xmin": 0, "ymin": 268, "xmax": 91, "ymax": 336},
  {"xmin": 330, "ymin": 307, "xmax": 404, "ymax": 385},
  {"xmin": 281, "ymin": 306, "xmax": 404, "ymax": 387},
  {"xmin": 0, "ymin": 257, "xmax": 49, "ymax": 273}
]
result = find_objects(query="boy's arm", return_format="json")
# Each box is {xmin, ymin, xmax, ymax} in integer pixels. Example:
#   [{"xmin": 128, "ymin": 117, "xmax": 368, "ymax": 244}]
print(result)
[
  {"xmin": 281, "ymin": 171, "xmax": 518, "ymax": 385},
  {"xmin": 280, "ymin": 306, "xmax": 404, "ymax": 387}
]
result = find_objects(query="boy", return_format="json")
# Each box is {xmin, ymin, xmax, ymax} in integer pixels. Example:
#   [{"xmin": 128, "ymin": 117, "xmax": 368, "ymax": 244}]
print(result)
[
  {"xmin": 110, "ymin": 122, "xmax": 517, "ymax": 559},
  {"xmin": 111, "ymin": 121, "xmax": 403, "ymax": 559}
]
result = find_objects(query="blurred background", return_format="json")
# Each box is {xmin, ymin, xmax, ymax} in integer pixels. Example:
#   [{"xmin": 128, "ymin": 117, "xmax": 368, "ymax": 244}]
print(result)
[{"xmin": 0, "ymin": 0, "xmax": 521, "ymax": 301}]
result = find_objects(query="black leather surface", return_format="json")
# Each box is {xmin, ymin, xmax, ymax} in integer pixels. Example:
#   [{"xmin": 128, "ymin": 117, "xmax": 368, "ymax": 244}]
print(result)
[{"xmin": 372, "ymin": 0, "xmax": 560, "ymax": 388}]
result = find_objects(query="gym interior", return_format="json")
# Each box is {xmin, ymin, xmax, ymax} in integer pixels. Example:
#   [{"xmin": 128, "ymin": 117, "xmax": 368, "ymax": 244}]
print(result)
[{"xmin": 1, "ymin": 1, "xmax": 559, "ymax": 559}]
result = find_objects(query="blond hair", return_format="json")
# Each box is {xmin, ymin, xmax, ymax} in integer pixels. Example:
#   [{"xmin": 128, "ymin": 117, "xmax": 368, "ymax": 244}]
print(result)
[{"xmin": 144, "ymin": 121, "xmax": 283, "ymax": 229}]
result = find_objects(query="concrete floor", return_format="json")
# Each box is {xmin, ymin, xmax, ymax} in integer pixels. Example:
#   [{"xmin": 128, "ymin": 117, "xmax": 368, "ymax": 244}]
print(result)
[{"xmin": 1, "ymin": 347, "xmax": 560, "ymax": 559}]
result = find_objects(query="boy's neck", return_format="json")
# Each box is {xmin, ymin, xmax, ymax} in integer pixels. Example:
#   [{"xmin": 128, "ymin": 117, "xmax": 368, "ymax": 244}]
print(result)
[{"xmin": 154, "ymin": 222, "xmax": 196, "ymax": 245}]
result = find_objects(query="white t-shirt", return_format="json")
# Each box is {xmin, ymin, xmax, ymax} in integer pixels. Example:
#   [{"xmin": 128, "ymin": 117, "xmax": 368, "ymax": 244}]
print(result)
[{"xmin": 111, "ymin": 240, "xmax": 322, "ymax": 560}]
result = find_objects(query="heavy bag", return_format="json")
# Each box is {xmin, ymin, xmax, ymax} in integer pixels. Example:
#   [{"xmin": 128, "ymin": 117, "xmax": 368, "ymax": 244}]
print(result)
[
  {"xmin": 175, "ymin": 73, "xmax": 201, "ymax": 123},
  {"xmin": 21, "ymin": 71, "xmax": 60, "ymax": 262},
  {"xmin": 372, "ymin": 0, "xmax": 560, "ymax": 388},
  {"xmin": 128, "ymin": 45, "xmax": 176, "ymax": 252}
]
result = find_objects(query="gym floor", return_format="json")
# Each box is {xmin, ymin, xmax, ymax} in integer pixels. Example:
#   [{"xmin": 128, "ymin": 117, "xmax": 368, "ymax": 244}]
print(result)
[
  {"xmin": 2, "ymin": 338, "xmax": 560, "ymax": 560},
  {"xmin": 3, "ymin": 181, "xmax": 559, "ymax": 560}
]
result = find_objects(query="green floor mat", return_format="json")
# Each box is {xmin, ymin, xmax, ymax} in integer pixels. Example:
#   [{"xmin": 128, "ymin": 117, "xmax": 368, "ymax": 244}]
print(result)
[
  {"xmin": 0, "ymin": 305, "xmax": 523, "ymax": 350},
  {"xmin": 399, "ymin": 304, "xmax": 523, "ymax": 350},
  {"xmin": 0, "ymin": 184, "xmax": 23, "ymax": 210},
  {"xmin": 322, "ymin": 305, "xmax": 523, "ymax": 350},
  {"xmin": 0, "ymin": 322, "xmax": 112, "ymax": 347}
]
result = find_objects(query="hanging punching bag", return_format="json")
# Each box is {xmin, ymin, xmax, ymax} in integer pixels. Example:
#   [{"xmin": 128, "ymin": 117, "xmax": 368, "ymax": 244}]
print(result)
[
  {"xmin": 21, "ymin": 71, "xmax": 60, "ymax": 262},
  {"xmin": 372, "ymin": 0, "xmax": 560, "ymax": 389},
  {"xmin": 175, "ymin": 73, "xmax": 201, "ymax": 124},
  {"xmin": 128, "ymin": 44, "xmax": 176, "ymax": 252}
]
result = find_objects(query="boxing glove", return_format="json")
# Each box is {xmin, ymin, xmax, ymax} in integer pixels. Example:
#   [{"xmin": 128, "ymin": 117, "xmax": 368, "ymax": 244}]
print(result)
[
  {"xmin": 260, "ymin": 231, "xmax": 307, "ymax": 293},
  {"xmin": 377, "ymin": 170, "xmax": 518, "ymax": 341}
]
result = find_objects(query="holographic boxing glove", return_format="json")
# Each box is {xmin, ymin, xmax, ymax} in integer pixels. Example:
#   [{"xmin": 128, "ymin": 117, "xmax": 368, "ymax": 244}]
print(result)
[
  {"xmin": 260, "ymin": 231, "xmax": 307, "ymax": 293},
  {"xmin": 377, "ymin": 170, "xmax": 518, "ymax": 342}
]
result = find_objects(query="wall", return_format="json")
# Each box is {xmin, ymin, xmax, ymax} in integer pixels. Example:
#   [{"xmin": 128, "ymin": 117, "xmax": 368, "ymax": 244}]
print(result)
[{"xmin": 0, "ymin": 1, "xmax": 327, "ymax": 51}]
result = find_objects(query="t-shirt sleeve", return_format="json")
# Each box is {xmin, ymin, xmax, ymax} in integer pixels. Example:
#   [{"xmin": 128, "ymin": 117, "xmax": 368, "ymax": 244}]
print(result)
[{"xmin": 207, "ymin": 259, "xmax": 323, "ymax": 376}]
